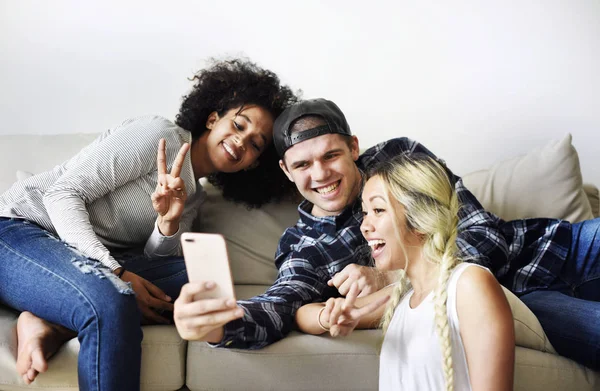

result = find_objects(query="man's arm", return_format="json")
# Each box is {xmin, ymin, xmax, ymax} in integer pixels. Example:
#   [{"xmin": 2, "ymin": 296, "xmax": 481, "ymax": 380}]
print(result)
[
  {"xmin": 454, "ymin": 179, "xmax": 509, "ymax": 273},
  {"xmin": 215, "ymin": 253, "xmax": 330, "ymax": 349},
  {"xmin": 174, "ymin": 248, "xmax": 330, "ymax": 349}
]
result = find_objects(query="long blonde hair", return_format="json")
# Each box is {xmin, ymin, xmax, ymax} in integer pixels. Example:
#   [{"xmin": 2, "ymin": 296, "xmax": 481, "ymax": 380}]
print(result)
[{"xmin": 372, "ymin": 153, "xmax": 461, "ymax": 391}]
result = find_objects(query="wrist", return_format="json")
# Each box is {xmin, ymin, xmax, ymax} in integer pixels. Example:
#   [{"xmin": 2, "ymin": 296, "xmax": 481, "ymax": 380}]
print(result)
[
  {"xmin": 113, "ymin": 267, "xmax": 126, "ymax": 279},
  {"xmin": 157, "ymin": 217, "xmax": 179, "ymax": 236},
  {"xmin": 317, "ymin": 306, "xmax": 330, "ymax": 332},
  {"xmin": 205, "ymin": 326, "xmax": 225, "ymax": 343}
]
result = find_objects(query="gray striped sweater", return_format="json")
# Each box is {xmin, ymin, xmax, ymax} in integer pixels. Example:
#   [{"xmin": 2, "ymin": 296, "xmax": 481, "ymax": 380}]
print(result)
[{"xmin": 0, "ymin": 115, "xmax": 205, "ymax": 270}]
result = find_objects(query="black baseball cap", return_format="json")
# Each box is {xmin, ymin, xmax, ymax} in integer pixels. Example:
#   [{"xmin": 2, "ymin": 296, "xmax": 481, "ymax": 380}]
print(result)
[{"xmin": 273, "ymin": 98, "xmax": 352, "ymax": 158}]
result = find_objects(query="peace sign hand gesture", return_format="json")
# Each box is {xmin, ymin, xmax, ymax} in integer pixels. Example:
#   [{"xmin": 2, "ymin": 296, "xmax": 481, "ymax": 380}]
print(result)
[
  {"xmin": 151, "ymin": 138, "xmax": 190, "ymax": 236},
  {"xmin": 323, "ymin": 282, "xmax": 390, "ymax": 337}
]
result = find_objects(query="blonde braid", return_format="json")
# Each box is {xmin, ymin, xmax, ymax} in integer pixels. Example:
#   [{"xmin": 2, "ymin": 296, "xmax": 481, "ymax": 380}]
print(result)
[
  {"xmin": 431, "ymin": 191, "xmax": 461, "ymax": 391},
  {"xmin": 380, "ymin": 269, "xmax": 410, "ymax": 335}
]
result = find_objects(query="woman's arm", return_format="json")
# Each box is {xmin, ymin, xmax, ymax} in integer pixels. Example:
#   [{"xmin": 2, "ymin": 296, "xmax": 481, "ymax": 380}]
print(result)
[
  {"xmin": 44, "ymin": 116, "xmax": 188, "ymax": 270},
  {"xmin": 295, "ymin": 303, "xmax": 328, "ymax": 335},
  {"xmin": 457, "ymin": 266, "xmax": 515, "ymax": 391},
  {"xmin": 296, "ymin": 283, "xmax": 390, "ymax": 336}
]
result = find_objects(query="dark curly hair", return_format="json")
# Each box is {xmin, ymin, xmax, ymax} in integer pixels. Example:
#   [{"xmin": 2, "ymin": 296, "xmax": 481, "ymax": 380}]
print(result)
[{"xmin": 175, "ymin": 58, "xmax": 300, "ymax": 208}]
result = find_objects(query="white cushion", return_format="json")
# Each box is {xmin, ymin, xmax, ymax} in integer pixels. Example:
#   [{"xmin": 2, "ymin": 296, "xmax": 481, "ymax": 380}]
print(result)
[{"xmin": 462, "ymin": 134, "xmax": 593, "ymax": 223}]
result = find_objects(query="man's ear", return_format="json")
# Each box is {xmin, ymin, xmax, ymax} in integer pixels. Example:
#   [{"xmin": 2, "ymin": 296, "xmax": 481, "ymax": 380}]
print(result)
[
  {"xmin": 206, "ymin": 111, "xmax": 219, "ymax": 130},
  {"xmin": 279, "ymin": 159, "xmax": 294, "ymax": 182},
  {"xmin": 350, "ymin": 135, "xmax": 360, "ymax": 161}
]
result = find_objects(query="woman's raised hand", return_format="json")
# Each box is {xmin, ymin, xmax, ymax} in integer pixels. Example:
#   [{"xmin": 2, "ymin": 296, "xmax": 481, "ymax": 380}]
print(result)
[
  {"xmin": 323, "ymin": 282, "xmax": 390, "ymax": 337},
  {"xmin": 151, "ymin": 139, "xmax": 190, "ymax": 235}
]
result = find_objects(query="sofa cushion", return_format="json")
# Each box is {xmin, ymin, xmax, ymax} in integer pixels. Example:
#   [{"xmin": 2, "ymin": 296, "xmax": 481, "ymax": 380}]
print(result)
[
  {"xmin": 502, "ymin": 287, "xmax": 555, "ymax": 353},
  {"xmin": 514, "ymin": 346, "xmax": 599, "ymax": 391},
  {"xmin": 583, "ymin": 184, "xmax": 600, "ymax": 218},
  {"xmin": 186, "ymin": 330, "xmax": 381, "ymax": 391},
  {"xmin": 0, "ymin": 306, "xmax": 186, "ymax": 391},
  {"xmin": 462, "ymin": 134, "xmax": 593, "ymax": 223}
]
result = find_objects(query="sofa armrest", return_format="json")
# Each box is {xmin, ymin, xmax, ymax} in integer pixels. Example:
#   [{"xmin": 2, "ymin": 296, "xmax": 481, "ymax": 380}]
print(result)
[{"xmin": 503, "ymin": 287, "xmax": 556, "ymax": 354}]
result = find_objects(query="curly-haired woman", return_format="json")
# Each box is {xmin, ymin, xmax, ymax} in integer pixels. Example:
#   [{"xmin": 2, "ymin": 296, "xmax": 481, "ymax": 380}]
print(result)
[
  {"xmin": 0, "ymin": 58, "xmax": 298, "ymax": 390},
  {"xmin": 296, "ymin": 154, "xmax": 515, "ymax": 391}
]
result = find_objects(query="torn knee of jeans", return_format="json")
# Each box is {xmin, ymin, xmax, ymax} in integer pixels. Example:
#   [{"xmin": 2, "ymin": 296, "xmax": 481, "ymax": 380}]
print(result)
[{"xmin": 70, "ymin": 258, "xmax": 135, "ymax": 295}]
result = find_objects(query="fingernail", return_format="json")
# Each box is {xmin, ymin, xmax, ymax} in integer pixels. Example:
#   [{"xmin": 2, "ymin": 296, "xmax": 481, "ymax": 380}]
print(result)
[
  {"xmin": 226, "ymin": 299, "xmax": 236, "ymax": 307},
  {"xmin": 235, "ymin": 309, "xmax": 244, "ymax": 317},
  {"xmin": 205, "ymin": 281, "xmax": 215, "ymax": 289},
  {"xmin": 165, "ymin": 295, "xmax": 172, "ymax": 301}
]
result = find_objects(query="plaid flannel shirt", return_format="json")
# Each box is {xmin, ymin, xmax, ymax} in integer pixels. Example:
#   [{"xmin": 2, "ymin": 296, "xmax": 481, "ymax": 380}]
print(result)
[{"xmin": 215, "ymin": 137, "xmax": 572, "ymax": 349}]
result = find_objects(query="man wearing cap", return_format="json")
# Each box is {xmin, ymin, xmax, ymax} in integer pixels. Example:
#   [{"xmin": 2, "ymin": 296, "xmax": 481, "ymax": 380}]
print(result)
[{"xmin": 173, "ymin": 98, "xmax": 508, "ymax": 349}]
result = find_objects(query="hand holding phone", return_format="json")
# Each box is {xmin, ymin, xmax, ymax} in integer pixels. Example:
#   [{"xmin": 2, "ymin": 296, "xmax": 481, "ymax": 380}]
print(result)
[
  {"xmin": 176, "ymin": 233, "xmax": 241, "ymax": 342},
  {"xmin": 180, "ymin": 232, "xmax": 236, "ymax": 300}
]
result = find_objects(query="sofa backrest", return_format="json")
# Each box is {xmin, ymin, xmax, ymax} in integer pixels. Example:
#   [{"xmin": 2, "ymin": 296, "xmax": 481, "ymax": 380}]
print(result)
[{"xmin": 0, "ymin": 133, "xmax": 99, "ymax": 193}]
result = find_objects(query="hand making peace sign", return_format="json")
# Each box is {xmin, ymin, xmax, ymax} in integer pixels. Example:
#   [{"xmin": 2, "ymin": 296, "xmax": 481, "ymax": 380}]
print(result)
[
  {"xmin": 151, "ymin": 138, "xmax": 191, "ymax": 231},
  {"xmin": 322, "ymin": 282, "xmax": 390, "ymax": 337}
]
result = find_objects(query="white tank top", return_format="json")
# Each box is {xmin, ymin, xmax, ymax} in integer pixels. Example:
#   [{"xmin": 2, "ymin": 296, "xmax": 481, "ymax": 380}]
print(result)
[{"xmin": 379, "ymin": 263, "xmax": 488, "ymax": 391}]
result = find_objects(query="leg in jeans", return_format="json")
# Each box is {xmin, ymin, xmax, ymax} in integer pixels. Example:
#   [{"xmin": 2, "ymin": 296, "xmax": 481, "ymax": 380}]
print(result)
[
  {"xmin": 520, "ymin": 218, "xmax": 600, "ymax": 370},
  {"xmin": 113, "ymin": 251, "xmax": 188, "ymax": 325},
  {"xmin": 0, "ymin": 218, "xmax": 143, "ymax": 391}
]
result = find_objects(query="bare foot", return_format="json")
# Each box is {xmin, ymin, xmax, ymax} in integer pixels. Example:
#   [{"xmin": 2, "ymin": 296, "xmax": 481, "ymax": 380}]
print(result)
[{"xmin": 16, "ymin": 312, "xmax": 76, "ymax": 384}]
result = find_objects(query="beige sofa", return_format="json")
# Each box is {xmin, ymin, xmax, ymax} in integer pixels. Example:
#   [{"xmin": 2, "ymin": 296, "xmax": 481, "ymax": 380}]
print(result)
[{"xmin": 0, "ymin": 133, "xmax": 599, "ymax": 390}]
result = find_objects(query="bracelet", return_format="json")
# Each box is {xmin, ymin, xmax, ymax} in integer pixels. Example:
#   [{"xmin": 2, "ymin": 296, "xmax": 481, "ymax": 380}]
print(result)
[
  {"xmin": 317, "ymin": 306, "xmax": 330, "ymax": 331},
  {"xmin": 117, "ymin": 267, "xmax": 126, "ymax": 279}
]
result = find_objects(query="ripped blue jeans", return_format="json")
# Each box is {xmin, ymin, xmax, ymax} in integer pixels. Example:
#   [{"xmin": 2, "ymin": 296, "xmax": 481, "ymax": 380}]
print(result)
[{"xmin": 0, "ymin": 217, "xmax": 187, "ymax": 391}]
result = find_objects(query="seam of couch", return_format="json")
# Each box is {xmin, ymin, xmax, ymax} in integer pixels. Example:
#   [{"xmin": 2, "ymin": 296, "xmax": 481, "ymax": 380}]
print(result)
[
  {"xmin": 0, "ymin": 384, "xmax": 78, "ymax": 388},
  {"xmin": 513, "ymin": 318, "xmax": 552, "ymax": 352},
  {"xmin": 187, "ymin": 349, "xmax": 378, "ymax": 357},
  {"xmin": 516, "ymin": 362, "xmax": 594, "ymax": 373},
  {"xmin": 0, "ymin": 383, "xmax": 186, "ymax": 389},
  {"xmin": 141, "ymin": 342, "xmax": 186, "ymax": 346}
]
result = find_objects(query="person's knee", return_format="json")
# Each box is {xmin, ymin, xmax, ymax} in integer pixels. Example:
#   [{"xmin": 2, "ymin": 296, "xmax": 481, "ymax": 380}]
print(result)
[
  {"xmin": 94, "ymin": 293, "xmax": 143, "ymax": 343},
  {"xmin": 76, "ymin": 280, "xmax": 141, "ymax": 335}
]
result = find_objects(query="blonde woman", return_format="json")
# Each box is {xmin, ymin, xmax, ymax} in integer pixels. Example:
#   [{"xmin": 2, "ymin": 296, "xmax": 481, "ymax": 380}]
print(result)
[{"xmin": 296, "ymin": 153, "xmax": 515, "ymax": 391}]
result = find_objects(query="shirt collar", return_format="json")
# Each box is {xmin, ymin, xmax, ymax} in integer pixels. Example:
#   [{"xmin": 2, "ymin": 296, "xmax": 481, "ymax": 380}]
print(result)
[{"xmin": 297, "ymin": 195, "xmax": 364, "ymax": 235}]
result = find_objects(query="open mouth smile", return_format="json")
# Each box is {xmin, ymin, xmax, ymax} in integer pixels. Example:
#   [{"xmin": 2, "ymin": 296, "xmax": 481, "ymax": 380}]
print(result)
[
  {"xmin": 367, "ymin": 239, "xmax": 386, "ymax": 257},
  {"xmin": 314, "ymin": 180, "xmax": 340, "ymax": 195},
  {"xmin": 222, "ymin": 141, "xmax": 240, "ymax": 161}
]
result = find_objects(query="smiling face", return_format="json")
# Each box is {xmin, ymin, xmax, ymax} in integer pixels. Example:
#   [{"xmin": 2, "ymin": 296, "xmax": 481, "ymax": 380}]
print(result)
[
  {"xmin": 202, "ymin": 105, "xmax": 274, "ymax": 174},
  {"xmin": 279, "ymin": 133, "xmax": 362, "ymax": 217},
  {"xmin": 360, "ymin": 175, "xmax": 423, "ymax": 271}
]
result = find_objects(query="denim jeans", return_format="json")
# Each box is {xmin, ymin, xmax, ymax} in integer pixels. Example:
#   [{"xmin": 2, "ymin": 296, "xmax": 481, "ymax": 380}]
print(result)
[
  {"xmin": 0, "ymin": 218, "xmax": 188, "ymax": 390},
  {"xmin": 520, "ymin": 218, "xmax": 600, "ymax": 370}
]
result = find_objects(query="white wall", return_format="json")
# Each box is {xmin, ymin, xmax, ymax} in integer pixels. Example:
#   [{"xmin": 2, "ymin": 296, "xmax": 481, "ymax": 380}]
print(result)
[{"xmin": 1, "ymin": 0, "xmax": 599, "ymax": 184}]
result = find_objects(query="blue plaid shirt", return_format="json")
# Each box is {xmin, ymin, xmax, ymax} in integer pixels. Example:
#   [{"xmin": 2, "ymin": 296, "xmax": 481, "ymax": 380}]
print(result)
[{"xmin": 216, "ymin": 137, "xmax": 572, "ymax": 349}]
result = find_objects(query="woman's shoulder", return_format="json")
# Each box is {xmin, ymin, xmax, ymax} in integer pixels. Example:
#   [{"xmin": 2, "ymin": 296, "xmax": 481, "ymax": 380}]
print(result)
[
  {"xmin": 453, "ymin": 263, "xmax": 495, "ymax": 292},
  {"xmin": 115, "ymin": 115, "xmax": 179, "ymax": 133},
  {"xmin": 106, "ymin": 115, "xmax": 190, "ymax": 146},
  {"xmin": 453, "ymin": 263, "xmax": 506, "ymax": 317}
]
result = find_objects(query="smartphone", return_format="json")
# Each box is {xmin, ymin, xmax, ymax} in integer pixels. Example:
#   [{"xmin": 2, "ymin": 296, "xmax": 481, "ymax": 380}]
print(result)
[{"xmin": 180, "ymin": 232, "xmax": 236, "ymax": 300}]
